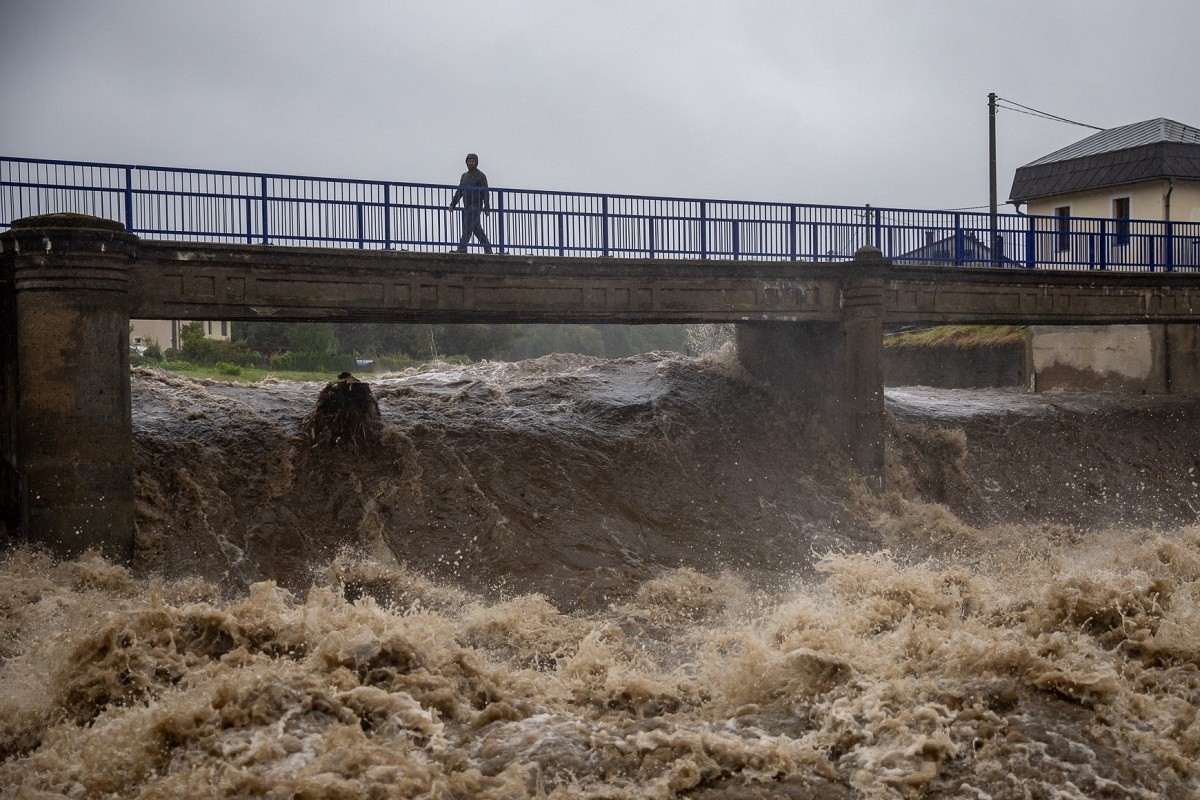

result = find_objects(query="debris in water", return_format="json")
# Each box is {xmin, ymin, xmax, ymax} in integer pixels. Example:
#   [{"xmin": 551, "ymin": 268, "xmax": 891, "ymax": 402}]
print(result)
[{"xmin": 301, "ymin": 372, "xmax": 381, "ymax": 448}]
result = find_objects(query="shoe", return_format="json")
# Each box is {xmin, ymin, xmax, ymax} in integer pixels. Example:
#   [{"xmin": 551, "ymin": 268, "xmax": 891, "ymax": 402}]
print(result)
[
  {"xmin": 454, "ymin": 247, "xmax": 467, "ymax": 253},
  {"xmin": 484, "ymin": 248, "xmax": 493, "ymax": 254}
]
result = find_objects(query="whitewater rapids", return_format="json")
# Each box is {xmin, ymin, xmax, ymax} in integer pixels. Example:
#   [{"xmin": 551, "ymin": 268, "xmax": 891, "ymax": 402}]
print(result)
[{"xmin": 2, "ymin": 351, "xmax": 1198, "ymax": 798}]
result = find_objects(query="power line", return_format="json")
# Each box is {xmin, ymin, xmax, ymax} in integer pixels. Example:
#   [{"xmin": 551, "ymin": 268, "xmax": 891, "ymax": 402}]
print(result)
[
  {"xmin": 995, "ymin": 97, "xmax": 1105, "ymax": 131},
  {"xmin": 996, "ymin": 103, "xmax": 1103, "ymax": 130}
]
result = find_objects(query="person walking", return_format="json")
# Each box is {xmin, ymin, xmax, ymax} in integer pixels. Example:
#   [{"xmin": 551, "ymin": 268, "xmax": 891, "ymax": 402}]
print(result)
[{"xmin": 446, "ymin": 153, "xmax": 492, "ymax": 253}]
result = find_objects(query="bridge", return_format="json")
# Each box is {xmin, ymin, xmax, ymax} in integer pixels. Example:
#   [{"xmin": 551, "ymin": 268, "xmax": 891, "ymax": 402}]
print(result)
[
  {"xmin": 4, "ymin": 157, "xmax": 1200, "ymax": 563},
  {"xmin": 6, "ymin": 156, "xmax": 1200, "ymax": 269}
]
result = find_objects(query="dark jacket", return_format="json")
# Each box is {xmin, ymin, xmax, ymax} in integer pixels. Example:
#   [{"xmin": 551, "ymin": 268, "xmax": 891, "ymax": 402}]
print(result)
[{"xmin": 450, "ymin": 168, "xmax": 489, "ymax": 210}]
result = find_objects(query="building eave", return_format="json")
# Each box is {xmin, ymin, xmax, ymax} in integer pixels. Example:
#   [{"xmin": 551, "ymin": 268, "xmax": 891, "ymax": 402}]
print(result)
[{"xmin": 1009, "ymin": 142, "xmax": 1200, "ymax": 203}]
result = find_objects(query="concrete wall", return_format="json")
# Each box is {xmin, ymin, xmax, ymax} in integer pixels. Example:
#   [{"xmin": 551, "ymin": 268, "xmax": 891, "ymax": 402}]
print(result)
[
  {"xmin": 1, "ymin": 261, "xmax": 19, "ymax": 540},
  {"xmin": 884, "ymin": 342, "xmax": 1026, "ymax": 389},
  {"xmin": 1030, "ymin": 324, "xmax": 1200, "ymax": 393},
  {"xmin": 883, "ymin": 325, "xmax": 1200, "ymax": 394}
]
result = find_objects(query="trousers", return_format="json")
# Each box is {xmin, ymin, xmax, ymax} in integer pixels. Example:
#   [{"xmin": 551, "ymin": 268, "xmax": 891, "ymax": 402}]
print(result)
[{"xmin": 457, "ymin": 208, "xmax": 492, "ymax": 252}]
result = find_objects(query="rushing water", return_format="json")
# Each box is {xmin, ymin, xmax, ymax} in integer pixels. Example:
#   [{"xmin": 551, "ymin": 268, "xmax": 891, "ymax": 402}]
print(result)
[{"xmin": 2, "ymin": 351, "xmax": 1199, "ymax": 798}]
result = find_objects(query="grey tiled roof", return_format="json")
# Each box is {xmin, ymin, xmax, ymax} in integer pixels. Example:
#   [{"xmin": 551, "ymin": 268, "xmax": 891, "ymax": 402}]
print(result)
[
  {"xmin": 1023, "ymin": 118, "xmax": 1200, "ymax": 167},
  {"xmin": 1009, "ymin": 118, "xmax": 1200, "ymax": 202}
]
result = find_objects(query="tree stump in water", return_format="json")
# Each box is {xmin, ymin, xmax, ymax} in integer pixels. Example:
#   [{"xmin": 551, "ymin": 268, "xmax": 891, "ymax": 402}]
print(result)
[{"xmin": 302, "ymin": 372, "xmax": 381, "ymax": 448}]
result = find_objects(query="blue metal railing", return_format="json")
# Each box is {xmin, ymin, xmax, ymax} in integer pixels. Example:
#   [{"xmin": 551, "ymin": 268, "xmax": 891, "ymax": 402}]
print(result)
[{"xmin": 3, "ymin": 156, "xmax": 1199, "ymax": 272}]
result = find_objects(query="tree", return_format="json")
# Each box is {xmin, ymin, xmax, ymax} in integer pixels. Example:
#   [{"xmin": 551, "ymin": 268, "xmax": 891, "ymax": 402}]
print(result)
[
  {"xmin": 231, "ymin": 321, "xmax": 291, "ymax": 350},
  {"xmin": 286, "ymin": 323, "xmax": 339, "ymax": 357},
  {"xmin": 179, "ymin": 322, "xmax": 221, "ymax": 364},
  {"xmin": 505, "ymin": 324, "xmax": 607, "ymax": 359},
  {"xmin": 436, "ymin": 324, "xmax": 521, "ymax": 360}
]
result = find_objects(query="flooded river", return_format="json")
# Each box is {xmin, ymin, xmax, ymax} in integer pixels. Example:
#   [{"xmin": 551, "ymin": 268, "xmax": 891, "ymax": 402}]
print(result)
[{"xmin": 2, "ymin": 351, "xmax": 1198, "ymax": 798}]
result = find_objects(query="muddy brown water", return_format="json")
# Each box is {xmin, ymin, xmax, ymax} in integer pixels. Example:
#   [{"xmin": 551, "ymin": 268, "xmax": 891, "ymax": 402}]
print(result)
[{"xmin": 2, "ymin": 351, "xmax": 1198, "ymax": 798}]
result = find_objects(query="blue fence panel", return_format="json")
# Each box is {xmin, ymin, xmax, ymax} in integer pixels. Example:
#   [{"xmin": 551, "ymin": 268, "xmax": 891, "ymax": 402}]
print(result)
[{"xmin": 1, "ymin": 155, "xmax": 1193, "ymax": 272}]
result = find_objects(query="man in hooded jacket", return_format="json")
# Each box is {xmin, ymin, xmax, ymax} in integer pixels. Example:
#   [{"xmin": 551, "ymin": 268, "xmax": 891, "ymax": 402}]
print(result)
[{"xmin": 446, "ymin": 153, "xmax": 492, "ymax": 253}]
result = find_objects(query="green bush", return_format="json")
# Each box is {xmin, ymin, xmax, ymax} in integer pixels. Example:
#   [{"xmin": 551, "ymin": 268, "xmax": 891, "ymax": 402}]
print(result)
[
  {"xmin": 214, "ymin": 361, "xmax": 243, "ymax": 376},
  {"xmin": 179, "ymin": 323, "xmax": 221, "ymax": 365},
  {"xmin": 269, "ymin": 352, "xmax": 295, "ymax": 371}
]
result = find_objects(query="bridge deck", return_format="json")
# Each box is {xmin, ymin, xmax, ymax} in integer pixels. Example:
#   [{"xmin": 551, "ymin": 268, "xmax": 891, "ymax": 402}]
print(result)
[{"xmin": 131, "ymin": 241, "xmax": 1200, "ymax": 326}]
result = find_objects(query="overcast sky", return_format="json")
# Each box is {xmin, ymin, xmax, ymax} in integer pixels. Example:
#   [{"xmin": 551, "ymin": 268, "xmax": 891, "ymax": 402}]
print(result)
[{"xmin": 3, "ymin": 1, "xmax": 1198, "ymax": 211}]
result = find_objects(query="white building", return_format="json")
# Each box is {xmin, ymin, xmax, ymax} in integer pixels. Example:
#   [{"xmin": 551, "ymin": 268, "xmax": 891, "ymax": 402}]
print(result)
[{"xmin": 130, "ymin": 319, "xmax": 230, "ymax": 353}]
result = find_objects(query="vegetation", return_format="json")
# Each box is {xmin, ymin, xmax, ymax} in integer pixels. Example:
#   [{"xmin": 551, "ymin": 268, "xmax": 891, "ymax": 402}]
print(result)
[
  {"xmin": 134, "ymin": 323, "xmax": 1025, "ymax": 383},
  {"xmin": 134, "ymin": 361, "xmax": 339, "ymax": 383},
  {"xmin": 884, "ymin": 325, "xmax": 1026, "ymax": 349},
  {"xmin": 131, "ymin": 321, "xmax": 700, "ymax": 381}
]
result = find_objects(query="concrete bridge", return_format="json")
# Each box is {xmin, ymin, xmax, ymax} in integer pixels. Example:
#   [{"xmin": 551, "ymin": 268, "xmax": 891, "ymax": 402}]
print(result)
[{"xmin": 5, "ymin": 213, "xmax": 1200, "ymax": 562}]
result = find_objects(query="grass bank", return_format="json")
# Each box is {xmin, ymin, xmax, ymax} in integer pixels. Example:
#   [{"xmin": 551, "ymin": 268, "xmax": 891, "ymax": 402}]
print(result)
[
  {"xmin": 884, "ymin": 325, "xmax": 1026, "ymax": 349},
  {"xmin": 139, "ymin": 361, "xmax": 349, "ymax": 383}
]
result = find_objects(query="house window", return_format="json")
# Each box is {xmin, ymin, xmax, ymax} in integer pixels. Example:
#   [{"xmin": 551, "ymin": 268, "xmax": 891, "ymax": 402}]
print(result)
[
  {"xmin": 1112, "ymin": 197, "xmax": 1131, "ymax": 246},
  {"xmin": 1055, "ymin": 206, "xmax": 1071, "ymax": 252},
  {"xmin": 220, "ymin": 321, "xmax": 228, "ymax": 336}
]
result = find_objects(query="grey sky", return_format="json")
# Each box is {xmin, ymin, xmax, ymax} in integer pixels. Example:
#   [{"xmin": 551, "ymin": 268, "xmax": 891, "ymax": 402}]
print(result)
[{"xmin": 3, "ymin": 1, "xmax": 1198, "ymax": 212}]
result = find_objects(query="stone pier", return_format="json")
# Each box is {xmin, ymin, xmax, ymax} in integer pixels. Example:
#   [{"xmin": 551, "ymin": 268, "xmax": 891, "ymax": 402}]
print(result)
[
  {"xmin": 735, "ymin": 251, "xmax": 886, "ymax": 483},
  {"xmin": 0, "ymin": 214, "xmax": 138, "ymax": 562}
]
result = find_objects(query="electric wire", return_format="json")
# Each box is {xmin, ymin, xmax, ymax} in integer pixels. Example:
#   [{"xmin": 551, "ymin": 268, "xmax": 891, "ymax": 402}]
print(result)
[{"xmin": 995, "ymin": 97, "xmax": 1105, "ymax": 131}]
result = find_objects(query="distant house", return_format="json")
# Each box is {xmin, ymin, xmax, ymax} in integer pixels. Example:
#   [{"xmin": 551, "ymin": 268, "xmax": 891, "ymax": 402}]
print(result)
[
  {"xmin": 1009, "ymin": 117, "xmax": 1200, "ymax": 268},
  {"xmin": 898, "ymin": 230, "xmax": 1018, "ymax": 266},
  {"xmin": 130, "ymin": 319, "xmax": 230, "ymax": 354}
]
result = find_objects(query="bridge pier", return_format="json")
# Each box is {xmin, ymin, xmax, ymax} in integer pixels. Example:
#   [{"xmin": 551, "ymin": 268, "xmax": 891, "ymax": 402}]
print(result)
[
  {"xmin": 736, "ymin": 259, "xmax": 886, "ymax": 485},
  {"xmin": 0, "ymin": 214, "xmax": 139, "ymax": 562}
]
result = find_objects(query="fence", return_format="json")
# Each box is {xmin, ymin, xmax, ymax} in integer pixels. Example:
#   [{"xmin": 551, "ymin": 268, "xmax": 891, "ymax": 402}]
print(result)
[{"xmin": 4, "ymin": 156, "xmax": 1198, "ymax": 271}]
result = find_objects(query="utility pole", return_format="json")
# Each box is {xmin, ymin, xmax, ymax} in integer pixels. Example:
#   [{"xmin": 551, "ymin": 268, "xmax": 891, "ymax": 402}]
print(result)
[{"xmin": 989, "ymin": 92, "xmax": 999, "ymax": 263}]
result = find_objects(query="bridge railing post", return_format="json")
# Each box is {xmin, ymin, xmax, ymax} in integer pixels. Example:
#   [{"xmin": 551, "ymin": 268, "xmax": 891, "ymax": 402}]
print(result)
[
  {"xmin": 789, "ymin": 205, "xmax": 797, "ymax": 261},
  {"xmin": 557, "ymin": 212, "xmax": 565, "ymax": 257},
  {"xmin": 383, "ymin": 184, "xmax": 392, "ymax": 249},
  {"xmin": 123, "ymin": 167, "xmax": 135, "ymax": 234},
  {"xmin": 497, "ymin": 190, "xmax": 506, "ymax": 254},
  {"xmin": 244, "ymin": 197, "xmax": 254, "ymax": 245},
  {"xmin": 1166, "ymin": 221, "xmax": 1175, "ymax": 272},
  {"xmin": 601, "ymin": 195, "xmax": 609, "ymax": 257},
  {"xmin": 1024, "ymin": 215, "xmax": 1036, "ymax": 269},
  {"xmin": 356, "ymin": 203, "xmax": 365, "ymax": 249},
  {"xmin": 868, "ymin": 201, "xmax": 878, "ymax": 251},
  {"xmin": 700, "ymin": 200, "xmax": 708, "ymax": 259},
  {"xmin": 1098, "ymin": 220, "xmax": 1108, "ymax": 270},
  {"xmin": 953, "ymin": 213, "xmax": 965, "ymax": 266},
  {"xmin": 260, "ymin": 176, "xmax": 269, "ymax": 245}
]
